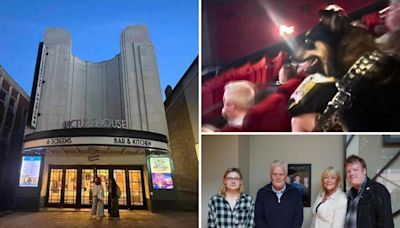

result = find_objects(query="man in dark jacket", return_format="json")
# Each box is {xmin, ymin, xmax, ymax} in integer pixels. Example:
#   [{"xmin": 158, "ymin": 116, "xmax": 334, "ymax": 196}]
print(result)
[
  {"xmin": 255, "ymin": 160, "xmax": 303, "ymax": 227},
  {"xmin": 344, "ymin": 155, "xmax": 394, "ymax": 228}
]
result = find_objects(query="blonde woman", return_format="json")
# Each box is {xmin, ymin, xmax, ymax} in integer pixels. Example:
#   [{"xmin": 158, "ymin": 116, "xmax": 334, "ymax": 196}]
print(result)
[
  {"xmin": 208, "ymin": 167, "xmax": 255, "ymax": 227},
  {"xmin": 311, "ymin": 167, "xmax": 347, "ymax": 228}
]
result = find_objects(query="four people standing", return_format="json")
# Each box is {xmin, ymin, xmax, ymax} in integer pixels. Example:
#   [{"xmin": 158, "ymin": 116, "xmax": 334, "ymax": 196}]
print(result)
[{"xmin": 208, "ymin": 156, "xmax": 394, "ymax": 227}]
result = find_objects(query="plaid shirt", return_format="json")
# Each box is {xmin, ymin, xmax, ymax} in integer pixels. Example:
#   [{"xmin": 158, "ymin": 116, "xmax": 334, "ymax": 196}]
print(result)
[{"xmin": 208, "ymin": 193, "xmax": 255, "ymax": 228}]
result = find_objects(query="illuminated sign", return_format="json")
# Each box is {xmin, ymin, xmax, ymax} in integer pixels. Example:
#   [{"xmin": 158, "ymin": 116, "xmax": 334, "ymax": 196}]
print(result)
[
  {"xmin": 19, "ymin": 156, "xmax": 41, "ymax": 187},
  {"xmin": 63, "ymin": 119, "xmax": 128, "ymax": 129},
  {"xmin": 150, "ymin": 157, "xmax": 173, "ymax": 189},
  {"xmin": 23, "ymin": 136, "xmax": 168, "ymax": 150},
  {"xmin": 30, "ymin": 44, "xmax": 46, "ymax": 128}
]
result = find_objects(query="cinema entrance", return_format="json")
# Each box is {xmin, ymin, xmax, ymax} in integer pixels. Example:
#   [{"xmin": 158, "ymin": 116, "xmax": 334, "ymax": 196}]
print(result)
[{"xmin": 45, "ymin": 165, "xmax": 146, "ymax": 209}]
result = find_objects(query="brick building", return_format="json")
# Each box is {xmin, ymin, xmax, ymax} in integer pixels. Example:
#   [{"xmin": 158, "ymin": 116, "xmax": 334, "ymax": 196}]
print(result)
[
  {"xmin": 0, "ymin": 66, "xmax": 30, "ymax": 211},
  {"xmin": 164, "ymin": 57, "xmax": 198, "ymax": 211}
]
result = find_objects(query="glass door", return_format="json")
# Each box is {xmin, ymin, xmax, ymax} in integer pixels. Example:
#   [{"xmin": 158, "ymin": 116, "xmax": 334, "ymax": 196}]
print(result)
[
  {"xmin": 96, "ymin": 169, "xmax": 109, "ymax": 205},
  {"xmin": 113, "ymin": 169, "xmax": 127, "ymax": 206},
  {"xmin": 64, "ymin": 169, "xmax": 77, "ymax": 205},
  {"xmin": 129, "ymin": 169, "xmax": 144, "ymax": 207},
  {"xmin": 81, "ymin": 169, "xmax": 94, "ymax": 205},
  {"xmin": 48, "ymin": 169, "xmax": 63, "ymax": 204}
]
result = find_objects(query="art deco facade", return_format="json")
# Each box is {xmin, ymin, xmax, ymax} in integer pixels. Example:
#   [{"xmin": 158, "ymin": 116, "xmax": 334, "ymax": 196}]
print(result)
[{"xmin": 15, "ymin": 26, "xmax": 176, "ymax": 211}]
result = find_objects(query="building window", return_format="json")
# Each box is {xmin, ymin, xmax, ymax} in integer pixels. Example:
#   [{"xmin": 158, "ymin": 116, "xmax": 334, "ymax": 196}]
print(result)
[
  {"xmin": 2, "ymin": 127, "xmax": 10, "ymax": 139},
  {"xmin": 8, "ymin": 97, "xmax": 15, "ymax": 112},
  {"xmin": 4, "ymin": 109, "xmax": 13, "ymax": 128},
  {"xmin": 0, "ymin": 89, "xmax": 6, "ymax": 104},
  {"xmin": 0, "ymin": 105, "xmax": 4, "ymax": 123},
  {"xmin": 20, "ymin": 108, "xmax": 28, "ymax": 133}
]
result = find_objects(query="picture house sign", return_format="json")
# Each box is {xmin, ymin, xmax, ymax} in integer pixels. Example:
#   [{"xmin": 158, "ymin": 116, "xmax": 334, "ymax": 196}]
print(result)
[
  {"xmin": 63, "ymin": 119, "xmax": 128, "ymax": 129},
  {"xmin": 24, "ymin": 136, "xmax": 168, "ymax": 151}
]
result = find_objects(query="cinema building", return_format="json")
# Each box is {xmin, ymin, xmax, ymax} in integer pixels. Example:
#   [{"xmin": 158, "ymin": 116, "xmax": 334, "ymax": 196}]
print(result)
[{"xmin": 14, "ymin": 26, "xmax": 177, "ymax": 211}]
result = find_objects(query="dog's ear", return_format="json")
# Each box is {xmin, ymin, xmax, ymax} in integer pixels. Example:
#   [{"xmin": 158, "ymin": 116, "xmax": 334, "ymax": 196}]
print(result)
[
  {"xmin": 319, "ymin": 5, "xmax": 349, "ymax": 32},
  {"xmin": 319, "ymin": 12, "xmax": 349, "ymax": 32}
]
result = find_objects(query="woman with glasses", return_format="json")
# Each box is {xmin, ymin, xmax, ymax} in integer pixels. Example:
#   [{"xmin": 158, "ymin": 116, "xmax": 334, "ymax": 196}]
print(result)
[
  {"xmin": 208, "ymin": 167, "xmax": 255, "ymax": 227},
  {"xmin": 311, "ymin": 167, "xmax": 347, "ymax": 228}
]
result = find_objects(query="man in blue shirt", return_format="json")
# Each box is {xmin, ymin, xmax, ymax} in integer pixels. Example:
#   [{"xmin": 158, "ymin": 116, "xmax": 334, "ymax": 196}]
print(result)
[{"xmin": 255, "ymin": 160, "xmax": 303, "ymax": 227}]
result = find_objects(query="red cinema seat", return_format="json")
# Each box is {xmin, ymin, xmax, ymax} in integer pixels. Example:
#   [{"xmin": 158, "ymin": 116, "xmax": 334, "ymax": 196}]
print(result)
[
  {"xmin": 242, "ymin": 93, "xmax": 291, "ymax": 132},
  {"xmin": 252, "ymin": 57, "xmax": 267, "ymax": 84},
  {"xmin": 241, "ymin": 74, "xmax": 305, "ymax": 132},
  {"xmin": 272, "ymin": 51, "xmax": 288, "ymax": 81}
]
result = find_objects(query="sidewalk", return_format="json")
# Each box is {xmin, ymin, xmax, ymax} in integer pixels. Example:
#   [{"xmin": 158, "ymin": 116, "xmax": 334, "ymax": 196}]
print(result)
[{"xmin": 0, "ymin": 209, "xmax": 198, "ymax": 228}]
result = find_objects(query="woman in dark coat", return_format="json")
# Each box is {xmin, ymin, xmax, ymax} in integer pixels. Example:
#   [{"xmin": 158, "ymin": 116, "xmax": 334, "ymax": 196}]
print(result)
[{"xmin": 109, "ymin": 178, "xmax": 120, "ymax": 219}]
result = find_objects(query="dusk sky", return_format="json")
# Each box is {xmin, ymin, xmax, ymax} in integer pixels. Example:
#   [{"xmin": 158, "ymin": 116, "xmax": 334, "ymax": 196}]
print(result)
[{"xmin": 0, "ymin": 0, "xmax": 198, "ymax": 99}]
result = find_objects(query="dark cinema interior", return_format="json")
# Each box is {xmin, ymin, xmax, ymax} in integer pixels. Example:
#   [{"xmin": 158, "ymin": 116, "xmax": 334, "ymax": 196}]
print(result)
[{"xmin": 202, "ymin": 0, "xmax": 400, "ymax": 132}]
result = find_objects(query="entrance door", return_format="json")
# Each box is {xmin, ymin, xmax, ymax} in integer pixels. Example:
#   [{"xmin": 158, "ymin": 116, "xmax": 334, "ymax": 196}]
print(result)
[
  {"xmin": 96, "ymin": 169, "xmax": 109, "ymax": 205},
  {"xmin": 46, "ymin": 166, "xmax": 146, "ymax": 209},
  {"xmin": 113, "ymin": 169, "xmax": 127, "ymax": 206},
  {"xmin": 47, "ymin": 169, "xmax": 63, "ymax": 205},
  {"xmin": 81, "ymin": 169, "xmax": 94, "ymax": 206},
  {"xmin": 128, "ymin": 169, "xmax": 145, "ymax": 208},
  {"xmin": 63, "ymin": 169, "xmax": 77, "ymax": 205}
]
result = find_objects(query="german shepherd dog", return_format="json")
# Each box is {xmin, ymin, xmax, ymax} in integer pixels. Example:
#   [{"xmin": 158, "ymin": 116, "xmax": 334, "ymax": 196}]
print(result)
[{"xmin": 294, "ymin": 8, "xmax": 400, "ymax": 131}]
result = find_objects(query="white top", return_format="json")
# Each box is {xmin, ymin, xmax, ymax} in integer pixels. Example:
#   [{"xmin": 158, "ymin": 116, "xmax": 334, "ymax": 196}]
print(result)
[
  {"xmin": 311, "ymin": 188, "xmax": 347, "ymax": 228},
  {"xmin": 92, "ymin": 184, "xmax": 105, "ymax": 201}
]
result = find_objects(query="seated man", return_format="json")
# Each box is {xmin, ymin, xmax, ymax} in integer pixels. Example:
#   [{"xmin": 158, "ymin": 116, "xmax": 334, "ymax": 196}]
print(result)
[{"xmin": 221, "ymin": 80, "xmax": 255, "ymax": 129}]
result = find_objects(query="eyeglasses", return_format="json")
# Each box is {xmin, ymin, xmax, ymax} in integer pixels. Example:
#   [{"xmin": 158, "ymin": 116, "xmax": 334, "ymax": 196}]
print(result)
[{"xmin": 225, "ymin": 177, "xmax": 241, "ymax": 182}]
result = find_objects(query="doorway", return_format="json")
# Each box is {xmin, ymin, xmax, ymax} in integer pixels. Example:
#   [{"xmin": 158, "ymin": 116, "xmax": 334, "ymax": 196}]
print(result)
[{"xmin": 46, "ymin": 165, "xmax": 146, "ymax": 209}]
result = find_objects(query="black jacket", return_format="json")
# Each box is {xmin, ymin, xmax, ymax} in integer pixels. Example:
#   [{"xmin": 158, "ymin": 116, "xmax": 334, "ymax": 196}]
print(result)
[
  {"xmin": 348, "ymin": 177, "xmax": 394, "ymax": 228},
  {"xmin": 255, "ymin": 183, "xmax": 303, "ymax": 228}
]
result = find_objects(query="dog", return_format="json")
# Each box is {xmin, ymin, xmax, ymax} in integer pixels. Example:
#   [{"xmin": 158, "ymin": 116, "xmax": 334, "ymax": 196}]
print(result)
[{"xmin": 291, "ymin": 6, "xmax": 400, "ymax": 131}]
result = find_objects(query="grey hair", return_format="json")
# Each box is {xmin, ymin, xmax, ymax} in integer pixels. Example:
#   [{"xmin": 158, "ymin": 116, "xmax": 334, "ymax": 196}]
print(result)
[
  {"xmin": 270, "ymin": 160, "xmax": 288, "ymax": 175},
  {"xmin": 223, "ymin": 80, "xmax": 255, "ymax": 110}
]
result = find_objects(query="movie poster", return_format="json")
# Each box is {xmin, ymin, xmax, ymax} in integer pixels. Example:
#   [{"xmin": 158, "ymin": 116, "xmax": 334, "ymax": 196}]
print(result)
[
  {"xmin": 288, "ymin": 163, "xmax": 311, "ymax": 207},
  {"xmin": 19, "ymin": 156, "xmax": 42, "ymax": 187},
  {"xmin": 150, "ymin": 157, "xmax": 174, "ymax": 189}
]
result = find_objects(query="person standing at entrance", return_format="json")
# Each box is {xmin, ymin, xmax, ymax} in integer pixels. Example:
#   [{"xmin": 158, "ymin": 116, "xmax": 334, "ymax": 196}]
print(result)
[
  {"xmin": 344, "ymin": 155, "xmax": 394, "ymax": 228},
  {"xmin": 91, "ymin": 177, "xmax": 105, "ymax": 220},
  {"xmin": 255, "ymin": 160, "xmax": 303, "ymax": 227},
  {"xmin": 109, "ymin": 177, "xmax": 121, "ymax": 219},
  {"xmin": 208, "ymin": 167, "xmax": 255, "ymax": 227}
]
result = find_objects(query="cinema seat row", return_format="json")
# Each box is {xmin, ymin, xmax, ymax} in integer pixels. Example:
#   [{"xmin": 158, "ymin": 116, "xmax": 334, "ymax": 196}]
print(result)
[{"xmin": 202, "ymin": 51, "xmax": 288, "ymax": 125}]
